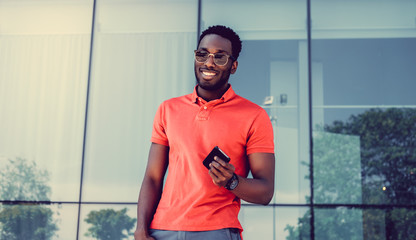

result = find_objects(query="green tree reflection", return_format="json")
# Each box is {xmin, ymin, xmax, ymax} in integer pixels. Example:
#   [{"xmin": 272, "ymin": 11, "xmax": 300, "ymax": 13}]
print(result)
[
  {"xmin": 84, "ymin": 208, "xmax": 136, "ymax": 240},
  {"xmin": 0, "ymin": 158, "xmax": 58, "ymax": 240},
  {"xmin": 285, "ymin": 108, "xmax": 416, "ymax": 240},
  {"xmin": 0, "ymin": 205, "xmax": 57, "ymax": 240},
  {"xmin": 327, "ymin": 108, "xmax": 416, "ymax": 205}
]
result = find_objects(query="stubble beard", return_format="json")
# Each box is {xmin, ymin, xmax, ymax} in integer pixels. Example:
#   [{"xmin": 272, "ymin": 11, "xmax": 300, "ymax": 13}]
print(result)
[{"xmin": 195, "ymin": 67, "xmax": 232, "ymax": 91}]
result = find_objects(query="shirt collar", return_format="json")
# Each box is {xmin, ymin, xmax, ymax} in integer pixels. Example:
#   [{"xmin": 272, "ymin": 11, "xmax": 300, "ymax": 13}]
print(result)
[{"xmin": 191, "ymin": 84, "xmax": 236, "ymax": 104}]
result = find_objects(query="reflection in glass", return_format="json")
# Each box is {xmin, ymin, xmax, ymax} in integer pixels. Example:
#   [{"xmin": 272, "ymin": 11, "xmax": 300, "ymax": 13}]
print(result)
[
  {"xmin": 234, "ymin": 40, "xmax": 311, "ymax": 205},
  {"xmin": 313, "ymin": 131, "xmax": 362, "ymax": 204},
  {"xmin": 287, "ymin": 207, "xmax": 416, "ymax": 240},
  {"xmin": 311, "ymin": 3, "xmax": 416, "ymax": 240},
  {"xmin": 0, "ymin": 158, "xmax": 51, "ymax": 201},
  {"xmin": 84, "ymin": 208, "xmax": 136, "ymax": 240},
  {"xmin": 0, "ymin": 0, "xmax": 413, "ymax": 239},
  {"xmin": 323, "ymin": 108, "xmax": 416, "ymax": 205},
  {"xmin": 82, "ymin": 0, "xmax": 197, "ymax": 202},
  {"xmin": 0, "ymin": 0, "xmax": 93, "ymax": 202},
  {"xmin": 363, "ymin": 208, "xmax": 416, "ymax": 240},
  {"xmin": 315, "ymin": 208, "xmax": 364, "ymax": 240},
  {"xmin": 0, "ymin": 203, "xmax": 79, "ymax": 240},
  {"xmin": 0, "ymin": 159, "xmax": 81, "ymax": 238},
  {"xmin": 0, "ymin": 158, "xmax": 58, "ymax": 239},
  {"xmin": 79, "ymin": 204, "xmax": 137, "ymax": 240},
  {"xmin": 279, "ymin": 207, "xmax": 310, "ymax": 240},
  {"xmin": 0, "ymin": 204, "xmax": 58, "ymax": 240},
  {"xmin": 286, "ymin": 207, "xmax": 364, "ymax": 239},
  {"xmin": 240, "ymin": 206, "xmax": 273, "ymax": 239},
  {"xmin": 287, "ymin": 208, "xmax": 364, "ymax": 239},
  {"xmin": 201, "ymin": 0, "xmax": 310, "ymax": 204},
  {"xmin": 241, "ymin": 206, "xmax": 311, "ymax": 240}
]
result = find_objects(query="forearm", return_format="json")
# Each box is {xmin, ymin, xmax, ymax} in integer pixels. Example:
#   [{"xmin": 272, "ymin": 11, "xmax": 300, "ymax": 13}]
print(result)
[
  {"xmin": 135, "ymin": 143, "xmax": 169, "ymax": 238},
  {"xmin": 209, "ymin": 152, "xmax": 275, "ymax": 205},
  {"xmin": 136, "ymin": 177, "xmax": 163, "ymax": 236},
  {"xmin": 231, "ymin": 175, "xmax": 274, "ymax": 205}
]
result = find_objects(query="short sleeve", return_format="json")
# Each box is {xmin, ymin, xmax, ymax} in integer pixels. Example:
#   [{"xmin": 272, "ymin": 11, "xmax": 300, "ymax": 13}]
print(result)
[
  {"xmin": 151, "ymin": 102, "xmax": 169, "ymax": 146},
  {"xmin": 246, "ymin": 108, "xmax": 275, "ymax": 155}
]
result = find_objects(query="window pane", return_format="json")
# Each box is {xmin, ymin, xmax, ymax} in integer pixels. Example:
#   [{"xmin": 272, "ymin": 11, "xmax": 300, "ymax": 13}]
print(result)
[
  {"xmin": 314, "ymin": 208, "xmax": 364, "ymax": 239},
  {"xmin": 363, "ymin": 208, "xmax": 416, "ymax": 239},
  {"xmin": 201, "ymin": 0, "xmax": 310, "ymax": 205},
  {"xmin": 82, "ymin": 0, "xmax": 197, "ymax": 202},
  {"xmin": 240, "ymin": 206, "xmax": 274, "ymax": 239},
  {"xmin": 276, "ymin": 206, "xmax": 310, "ymax": 240},
  {"xmin": 0, "ymin": 0, "xmax": 94, "ymax": 201},
  {"xmin": 0, "ymin": 203, "xmax": 78, "ymax": 240},
  {"xmin": 313, "ymin": 207, "xmax": 416, "ymax": 240},
  {"xmin": 312, "ymin": 0, "xmax": 416, "ymax": 206},
  {"xmin": 79, "ymin": 204, "xmax": 136, "ymax": 240},
  {"xmin": 240, "ymin": 206, "xmax": 311, "ymax": 240}
]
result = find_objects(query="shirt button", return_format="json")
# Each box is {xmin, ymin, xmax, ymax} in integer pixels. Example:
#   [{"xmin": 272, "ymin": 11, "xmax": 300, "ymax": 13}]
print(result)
[{"xmin": 203, "ymin": 106, "xmax": 207, "ymax": 110}]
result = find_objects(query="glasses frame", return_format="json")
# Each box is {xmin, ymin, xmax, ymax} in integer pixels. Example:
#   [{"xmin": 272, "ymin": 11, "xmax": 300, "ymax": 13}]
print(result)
[{"xmin": 194, "ymin": 50, "xmax": 235, "ymax": 66}]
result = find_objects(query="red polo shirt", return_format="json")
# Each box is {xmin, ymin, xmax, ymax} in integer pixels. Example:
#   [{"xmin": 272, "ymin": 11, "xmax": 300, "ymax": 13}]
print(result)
[{"xmin": 150, "ymin": 85, "xmax": 274, "ymax": 232}]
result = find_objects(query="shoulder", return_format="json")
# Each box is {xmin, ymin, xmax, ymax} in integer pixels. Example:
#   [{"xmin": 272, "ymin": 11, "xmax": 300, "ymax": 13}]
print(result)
[
  {"xmin": 232, "ymin": 94, "xmax": 268, "ymax": 116},
  {"xmin": 158, "ymin": 93, "xmax": 193, "ymax": 109}
]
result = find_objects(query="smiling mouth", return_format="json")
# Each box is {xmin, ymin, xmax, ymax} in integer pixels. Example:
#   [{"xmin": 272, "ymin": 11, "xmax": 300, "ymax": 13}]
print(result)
[{"xmin": 200, "ymin": 69, "xmax": 218, "ymax": 78}]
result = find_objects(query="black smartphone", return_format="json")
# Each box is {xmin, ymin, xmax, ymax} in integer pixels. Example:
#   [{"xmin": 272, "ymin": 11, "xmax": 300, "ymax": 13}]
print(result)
[{"xmin": 203, "ymin": 146, "xmax": 230, "ymax": 169}]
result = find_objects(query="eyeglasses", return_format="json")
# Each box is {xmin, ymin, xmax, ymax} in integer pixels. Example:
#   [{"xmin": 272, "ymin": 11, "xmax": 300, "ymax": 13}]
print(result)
[{"xmin": 194, "ymin": 50, "xmax": 235, "ymax": 66}]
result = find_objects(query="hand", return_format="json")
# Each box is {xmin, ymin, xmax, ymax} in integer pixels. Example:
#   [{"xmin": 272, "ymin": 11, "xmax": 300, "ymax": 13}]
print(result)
[
  {"xmin": 208, "ymin": 156, "xmax": 235, "ymax": 187},
  {"xmin": 134, "ymin": 229, "xmax": 155, "ymax": 240}
]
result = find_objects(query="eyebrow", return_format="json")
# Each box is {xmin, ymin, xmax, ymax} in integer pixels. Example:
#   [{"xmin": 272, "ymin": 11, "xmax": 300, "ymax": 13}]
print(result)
[{"xmin": 198, "ymin": 48, "xmax": 229, "ymax": 54}]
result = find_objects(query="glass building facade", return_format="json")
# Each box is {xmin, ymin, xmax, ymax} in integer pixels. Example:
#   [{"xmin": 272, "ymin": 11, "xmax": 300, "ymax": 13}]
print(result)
[{"xmin": 0, "ymin": 0, "xmax": 415, "ymax": 239}]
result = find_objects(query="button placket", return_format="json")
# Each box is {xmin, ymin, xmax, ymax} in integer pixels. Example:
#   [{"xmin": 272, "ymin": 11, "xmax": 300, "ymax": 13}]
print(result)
[
  {"xmin": 197, "ymin": 104, "xmax": 210, "ymax": 120},
  {"xmin": 195, "ymin": 98, "xmax": 223, "ymax": 121}
]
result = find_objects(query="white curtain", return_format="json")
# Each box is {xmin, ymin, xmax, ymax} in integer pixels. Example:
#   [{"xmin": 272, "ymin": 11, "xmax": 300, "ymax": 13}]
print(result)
[
  {"xmin": 0, "ymin": 31, "xmax": 196, "ymax": 202},
  {"xmin": 0, "ymin": 34, "xmax": 91, "ymax": 201},
  {"xmin": 76, "ymin": 31, "xmax": 196, "ymax": 202}
]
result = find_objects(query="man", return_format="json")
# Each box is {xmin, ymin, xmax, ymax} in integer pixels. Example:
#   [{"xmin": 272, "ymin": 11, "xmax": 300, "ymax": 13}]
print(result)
[{"xmin": 134, "ymin": 25, "xmax": 275, "ymax": 240}]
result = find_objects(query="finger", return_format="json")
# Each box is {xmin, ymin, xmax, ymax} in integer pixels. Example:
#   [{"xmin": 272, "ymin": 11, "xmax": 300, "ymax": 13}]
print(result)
[
  {"xmin": 209, "ymin": 163, "xmax": 223, "ymax": 177},
  {"xmin": 211, "ymin": 167, "xmax": 232, "ymax": 184},
  {"xmin": 212, "ymin": 179, "xmax": 221, "ymax": 187},
  {"xmin": 210, "ymin": 163, "xmax": 231, "ymax": 179},
  {"xmin": 213, "ymin": 158, "xmax": 236, "ymax": 173},
  {"xmin": 212, "ymin": 163, "xmax": 235, "ymax": 181},
  {"xmin": 208, "ymin": 170, "xmax": 222, "ymax": 186},
  {"xmin": 208, "ymin": 165, "xmax": 221, "ymax": 178},
  {"xmin": 210, "ymin": 160, "xmax": 223, "ymax": 170},
  {"xmin": 214, "ymin": 156, "xmax": 228, "ymax": 166}
]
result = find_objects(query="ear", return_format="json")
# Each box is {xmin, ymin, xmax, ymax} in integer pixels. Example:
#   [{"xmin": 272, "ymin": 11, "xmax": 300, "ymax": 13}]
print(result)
[{"xmin": 230, "ymin": 60, "xmax": 238, "ymax": 74}]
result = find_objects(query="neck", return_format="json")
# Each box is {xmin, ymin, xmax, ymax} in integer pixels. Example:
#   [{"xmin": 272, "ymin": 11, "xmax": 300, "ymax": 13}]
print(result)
[{"xmin": 197, "ymin": 84, "xmax": 230, "ymax": 102}]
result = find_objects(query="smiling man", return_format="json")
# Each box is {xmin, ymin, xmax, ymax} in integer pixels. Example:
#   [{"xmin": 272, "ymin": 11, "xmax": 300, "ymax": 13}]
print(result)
[{"xmin": 134, "ymin": 25, "xmax": 275, "ymax": 240}]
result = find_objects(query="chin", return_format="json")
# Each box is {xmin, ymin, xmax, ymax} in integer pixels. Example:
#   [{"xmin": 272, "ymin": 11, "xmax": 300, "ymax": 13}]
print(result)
[
  {"xmin": 195, "ymin": 69, "xmax": 230, "ymax": 91},
  {"xmin": 198, "ymin": 81, "xmax": 218, "ymax": 91}
]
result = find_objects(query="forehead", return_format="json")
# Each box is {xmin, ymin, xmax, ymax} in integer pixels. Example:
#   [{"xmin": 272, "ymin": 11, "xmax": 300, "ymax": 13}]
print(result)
[{"xmin": 198, "ymin": 34, "xmax": 232, "ymax": 54}]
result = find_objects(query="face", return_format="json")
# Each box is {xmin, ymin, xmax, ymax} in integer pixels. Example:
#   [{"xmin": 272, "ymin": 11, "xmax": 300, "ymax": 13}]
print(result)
[{"xmin": 194, "ymin": 34, "xmax": 238, "ymax": 91}]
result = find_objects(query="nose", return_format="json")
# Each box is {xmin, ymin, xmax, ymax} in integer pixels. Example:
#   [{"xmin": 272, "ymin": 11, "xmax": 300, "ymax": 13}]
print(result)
[{"xmin": 205, "ymin": 54, "xmax": 216, "ymax": 67}]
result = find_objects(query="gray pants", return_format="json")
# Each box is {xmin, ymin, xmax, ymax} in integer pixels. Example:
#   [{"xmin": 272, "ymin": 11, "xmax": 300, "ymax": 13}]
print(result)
[{"xmin": 149, "ymin": 228, "xmax": 241, "ymax": 240}]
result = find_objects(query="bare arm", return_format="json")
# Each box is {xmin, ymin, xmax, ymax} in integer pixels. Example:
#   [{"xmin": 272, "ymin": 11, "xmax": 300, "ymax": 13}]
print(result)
[
  {"xmin": 134, "ymin": 143, "xmax": 169, "ymax": 240},
  {"xmin": 209, "ymin": 152, "xmax": 275, "ymax": 205}
]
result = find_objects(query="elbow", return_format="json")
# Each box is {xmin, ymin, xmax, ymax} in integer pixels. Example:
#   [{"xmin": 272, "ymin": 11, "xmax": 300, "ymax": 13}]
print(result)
[
  {"xmin": 260, "ymin": 192, "xmax": 274, "ymax": 205},
  {"xmin": 257, "ymin": 187, "xmax": 274, "ymax": 205},
  {"xmin": 262, "ymin": 182, "xmax": 275, "ymax": 205},
  {"xmin": 254, "ymin": 180, "xmax": 274, "ymax": 205}
]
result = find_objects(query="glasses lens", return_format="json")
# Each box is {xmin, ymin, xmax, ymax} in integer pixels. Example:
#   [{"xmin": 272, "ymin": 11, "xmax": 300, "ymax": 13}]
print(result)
[
  {"xmin": 213, "ymin": 53, "xmax": 228, "ymax": 65},
  {"xmin": 195, "ymin": 51, "xmax": 208, "ymax": 63},
  {"xmin": 194, "ymin": 51, "xmax": 229, "ymax": 66}
]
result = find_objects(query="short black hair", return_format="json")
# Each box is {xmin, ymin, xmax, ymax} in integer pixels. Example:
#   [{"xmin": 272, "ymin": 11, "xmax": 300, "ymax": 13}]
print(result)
[{"xmin": 198, "ymin": 25, "xmax": 242, "ymax": 61}]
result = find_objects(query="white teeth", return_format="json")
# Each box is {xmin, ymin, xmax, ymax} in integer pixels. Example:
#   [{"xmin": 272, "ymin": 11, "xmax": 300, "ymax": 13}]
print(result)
[{"xmin": 202, "ymin": 71, "xmax": 216, "ymax": 76}]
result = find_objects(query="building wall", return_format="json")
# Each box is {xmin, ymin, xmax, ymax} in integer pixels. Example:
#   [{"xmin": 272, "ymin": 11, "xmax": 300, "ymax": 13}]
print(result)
[{"xmin": 0, "ymin": 0, "xmax": 415, "ymax": 239}]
